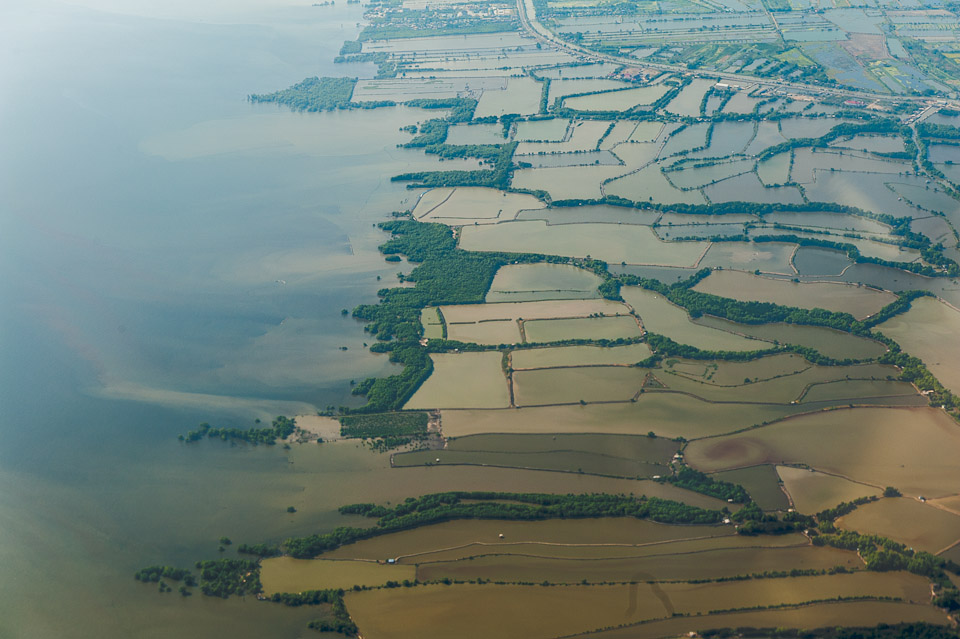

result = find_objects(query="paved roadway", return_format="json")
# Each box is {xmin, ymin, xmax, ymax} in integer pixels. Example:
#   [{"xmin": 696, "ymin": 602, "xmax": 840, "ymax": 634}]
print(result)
[{"xmin": 514, "ymin": 0, "xmax": 959, "ymax": 111}]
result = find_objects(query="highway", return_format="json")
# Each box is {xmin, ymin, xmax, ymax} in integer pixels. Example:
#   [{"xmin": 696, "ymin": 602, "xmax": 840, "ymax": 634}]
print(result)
[{"xmin": 514, "ymin": 0, "xmax": 958, "ymax": 111}]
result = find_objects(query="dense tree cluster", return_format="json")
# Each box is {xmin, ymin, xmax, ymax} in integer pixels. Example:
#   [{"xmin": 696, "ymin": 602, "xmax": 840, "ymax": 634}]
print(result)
[
  {"xmin": 134, "ymin": 565, "xmax": 195, "ymax": 585},
  {"xmin": 657, "ymin": 466, "xmax": 750, "ymax": 503},
  {"xmin": 248, "ymin": 77, "xmax": 363, "ymax": 112},
  {"xmin": 815, "ymin": 495, "xmax": 879, "ymax": 522},
  {"xmin": 194, "ymin": 559, "xmax": 262, "ymax": 598},
  {"xmin": 392, "ymin": 141, "xmax": 518, "ymax": 189},
  {"xmin": 339, "ymin": 411, "xmax": 428, "ymax": 447},
  {"xmin": 179, "ymin": 416, "xmax": 296, "ymax": 445},
  {"xmin": 918, "ymin": 122, "xmax": 960, "ymax": 140},
  {"xmin": 306, "ymin": 595, "xmax": 358, "ymax": 637},
  {"xmin": 237, "ymin": 543, "xmax": 282, "ymax": 557}
]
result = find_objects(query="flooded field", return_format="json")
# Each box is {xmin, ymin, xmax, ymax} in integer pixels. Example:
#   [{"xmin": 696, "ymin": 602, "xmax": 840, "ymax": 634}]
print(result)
[
  {"xmin": 563, "ymin": 86, "xmax": 669, "ymax": 112},
  {"xmin": 620, "ymin": 287, "xmax": 769, "ymax": 351},
  {"xmin": 441, "ymin": 396, "xmax": 807, "ymax": 440},
  {"xmin": 515, "ymin": 120, "xmax": 610, "ymax": 154},
  {"xmin": 395, "ymin": 446, "xmax": 668, "ymax": 478},
  {"xmin": 699, "ymin": 242, "xmax": 797, "ymax": 273},
  {"xmin": 486, "ymin": 263, "xmax": 603, "ymax": 302},
  {"xmin": 406, "ymin": 352, "xmax": 510, "ymax": 409},
  {"xmin": 777, "ymin": 465, "xmax": 881, "ymax": 514},
  {"xmin": 511, "ymin": 344, "xmax": 652, "ymax": 369},
  {"xmin": 513, "ymin": 366, "xmax": 646, "ymax": 405},
  {"xmin": 875, "ymin": 296, "xmax": 960, "ymax": 394},
  {"xmin": 393, "ymin": 432, "xmax": 678, "ymax": 477},
  {"xmin": 413, "ymin": 187, "xmax": 544, "ymax": 225},
  {"xmin": 474, "ymin": 77, "xmax": 542, "ymax": 118},
  {"xmin": 837, "ymin": 497, "xmax": 960, "ymax": 554},
  {"xmin": 665, "ymin": 354, "xmax": 804, "ymax": 384},
  {"xmin": 547, "ymin": 79, "xmax": 631, "ymax": 104},
  {"xmin": 693, "ymin": 270, "xmax": 896, "ymax": 319},
  {"xmin": 518, "ymin": 205, "xmax": 661, "ymax": 227},
  {"xmin": 514, "ymin": 118, "xmax": 570, "ymax": 142},
  {"xmin": 260, "ymin": 557, "xmax": 415, "ymax": 594},
  {"xmin": 524, "ymin": 316, "xmax": 643, "ymax": 343},
  {"xmin": 578, "ymin": 601, "xmax": 948, "ymax": 639},
  {"xmin": 685, "ymin": 407, "xmax": 960, "ymax": 498},
  {"xmin": 324, "ymin": 518, "xmax": 734, "ymax": 562},
  {"xmin": 445, "ymin": 319, "xmax": 521, "ymax": 345},
  {"xmin": 344, "ymin": 572, "xmax": 933, "ymax": 639},
  {"xmin": 416, "ymin": 544, "xmax": 859, "ymax": 584},
  {"xmin": 458, "ymin": 221, "xmax": 708, "ymax": 266},
  {"xmin": 655, "ymin": 362, "xmax": 903, "ymax": 405},
  {"xmin": 712, "ymin": 465, "xmax": 790, "ymax": 511}
]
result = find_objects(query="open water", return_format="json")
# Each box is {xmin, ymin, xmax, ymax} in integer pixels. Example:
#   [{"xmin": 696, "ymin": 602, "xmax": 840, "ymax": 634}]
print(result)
[{"xmin": 0, "ymin": 1, "xmax": 457, "ymax": 635}]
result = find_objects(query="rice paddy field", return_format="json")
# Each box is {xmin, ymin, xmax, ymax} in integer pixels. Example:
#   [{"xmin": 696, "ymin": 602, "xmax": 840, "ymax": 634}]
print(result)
[
  {"xmin": 127, "ymin": 3, "xmax": 960, "ymax": 633},
  {"xmin": 575, "ymin": 602, "xmax": 949, "ymax": 639},
  {"xmin": 620, "ymin": 287, "xmax": 769, "ymax": 351},
  {"xmin": 712, "ymin": 465, "xmax": 790, "ymax": 511},
  {"xmin": 692, "ymin": 270, "xmax": 897, "ymax": 319},
  {"xmin": 259, "ymin": 558, "xmax": 416, "ymax": 594},
  {"xmin": 405, "ymin": 352, "xmax": 510, "ymax": 409},
  {"xmin": 394, "ymin": 432, "xmax": 677, "ymax": 477},
  {"xmin": 458, "ymin": 221, "xmax": 708, "ymax": 266},
  {"xmin": 335, "ymin": 81, "xmax": 960, "ymax": 638},
  {"xmin": 441, "ymin": 299, "xmax": 629, "ymax": 325},
  {"xmin": 699, "ymin": 241, "xmax": 798, "ymax": 273},
  {"xmin": 344, "ymin": 572, "xmax": 936, "ymax": 639},
  {"xmin": 777, "ymin": 465, "xmax": 882, "ymax": 514},
  {"xmin": 486, "ymin": 264, "xmax": 603, "ymax": 302},
  {"xmin": 563, "ymin": 86, "xmax": 669, "ymax": 112},
  {"xmin": 685, "ymin": 407, "xmax": 960, "ymax": 498},
  {"xmin": 415, "ymin": 544, "xmax": 860, "ymax": 583},
  {"xmin": 875, "ymin": 296, "xmax": 960, "ymax": 395},
  {"xmin": 323, "ymin": 518, "xmax": 737, "ymax": 562},
  {"xmin": 512, "ymin": 366, "xmax": 647, "ymax": 405},
  {"xmin": 413, "ymin": 187, "xmax": 544, "ymax": 225},
  {"xmin": 510, "ymin": 343, "xmax": 652, "ymax": 369},
  {"xmin": 837, "ymin": 497, "xmax": 960, "ymax": 554},
  {"xmin": 440, "ymin": 395, "xmax": 811, "ymax": 439},
  {"xmin": 523, "ymin": 315, "xmax": 643, "ymax": 342}
]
